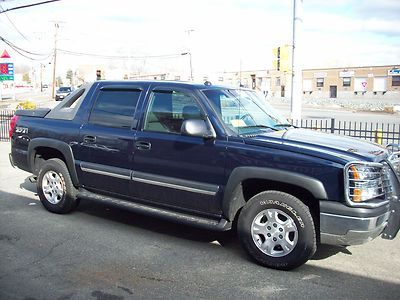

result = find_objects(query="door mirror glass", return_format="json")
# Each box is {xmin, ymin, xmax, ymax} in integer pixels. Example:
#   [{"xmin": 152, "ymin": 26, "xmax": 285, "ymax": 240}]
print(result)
[{"xmin": 181, "ymin": 119, "xmax": 216, "ymax": 139}]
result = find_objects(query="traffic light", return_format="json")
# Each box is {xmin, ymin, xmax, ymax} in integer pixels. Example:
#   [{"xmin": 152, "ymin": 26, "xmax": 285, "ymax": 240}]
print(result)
[
  {"xmin": 96, "ymin": 69, "xmax": 102, "ymax": 80},
  {"xmin": 280, "ymin": 45, "xmax": 291, "ymax": 72},
  {"xmin": 272, "ymin": 47, "xmax": 281, "ymax": 71},
  {"xmin": 272, "ymin": 45, "xmax": 291, "ymax": 72}
]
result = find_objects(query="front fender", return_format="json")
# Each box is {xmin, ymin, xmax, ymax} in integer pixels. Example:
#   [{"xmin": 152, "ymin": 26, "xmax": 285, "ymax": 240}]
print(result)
[{"xmin": 222, "ymin": 167, "xmax": 328, "ymax": 221}]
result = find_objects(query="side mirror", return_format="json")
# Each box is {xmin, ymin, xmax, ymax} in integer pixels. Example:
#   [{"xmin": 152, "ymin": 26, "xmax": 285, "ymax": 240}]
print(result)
[{"xmin": 181, "ymin": 119, "xmax": 216, "ymax": 139}]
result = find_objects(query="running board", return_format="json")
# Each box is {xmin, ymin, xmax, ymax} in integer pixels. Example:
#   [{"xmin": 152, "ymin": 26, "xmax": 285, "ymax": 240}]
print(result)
[{"xmin": 77, "ymin": 189, "xmax": 232, "ymax": 231}]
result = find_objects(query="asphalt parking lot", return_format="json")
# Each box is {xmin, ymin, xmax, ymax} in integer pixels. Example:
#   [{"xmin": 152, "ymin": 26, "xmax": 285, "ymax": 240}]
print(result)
[{"xmin": 0, "ymin": 141, "xmax": 399, "ymax": 299}]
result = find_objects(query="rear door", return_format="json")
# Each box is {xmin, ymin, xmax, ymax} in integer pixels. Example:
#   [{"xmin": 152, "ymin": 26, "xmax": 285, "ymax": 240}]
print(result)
[
  {"xmin": 132, "ymin": 86, "xmax": 227, "ymax": 216},
  {"xmin": 77, "ymin": 84, "xmax": 145, "ymax": 198}
]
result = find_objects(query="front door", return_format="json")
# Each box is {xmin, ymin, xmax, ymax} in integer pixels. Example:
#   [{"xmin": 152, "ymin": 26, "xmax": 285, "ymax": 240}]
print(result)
[
  {"xmin": 77, "ymin": 85, "xmax": 143, "ymax": 198},
  {"xmin": 330, "ymin": 85, "xmax": 337, "ymax": 98},
  {"xmin": 132, "ymin": 86, "xmax": 226, "ymax": 216}
]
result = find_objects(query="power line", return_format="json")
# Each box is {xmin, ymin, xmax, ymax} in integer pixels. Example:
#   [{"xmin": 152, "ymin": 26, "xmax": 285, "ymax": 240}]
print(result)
[
  {"xmin": 0, "ymin": 0, "xmax": 61, "ymax": 14},
  {"xmin": 0, "ymin": 35, "xmax": 52, "ymax": 60},
  {"xmin": 0, "ymin": 3, "xmax": 28, "ymax": 40},
  {"xmin": 58, "ymin": 49, "xmax": 185, "ymax": 60}
]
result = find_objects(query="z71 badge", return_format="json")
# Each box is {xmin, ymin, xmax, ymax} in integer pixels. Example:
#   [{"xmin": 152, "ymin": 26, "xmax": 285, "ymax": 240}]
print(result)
[{"xmin": 15, "ymin": 127, "xmax": 28, "ymax": 134}]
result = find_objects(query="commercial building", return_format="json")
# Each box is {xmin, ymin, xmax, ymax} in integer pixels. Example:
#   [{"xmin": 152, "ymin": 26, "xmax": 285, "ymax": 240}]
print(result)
[
  {"xmin": 301, "ymin": 65, "xmax": 400, "ymax": 100},
  {"xmin": 231, "ymin": 65, "xmax": 400, "ymax": 100}
]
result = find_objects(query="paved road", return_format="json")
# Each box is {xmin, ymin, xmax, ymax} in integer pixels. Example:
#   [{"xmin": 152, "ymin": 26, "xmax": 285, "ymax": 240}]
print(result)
[{"xmin": 1, "ymin": 142, "xmax": 400, "ymax": 299}]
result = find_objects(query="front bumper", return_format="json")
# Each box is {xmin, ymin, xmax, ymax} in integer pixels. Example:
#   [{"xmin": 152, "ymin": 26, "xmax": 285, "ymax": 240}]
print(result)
[{"xmin": 320, "ymin": 199, "xmax": 400, "ymax": 246}]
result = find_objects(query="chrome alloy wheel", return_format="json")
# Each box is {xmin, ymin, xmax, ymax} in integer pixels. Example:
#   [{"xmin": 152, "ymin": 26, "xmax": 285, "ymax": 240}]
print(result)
[
  {"xmin": 251, "ymin": 208, "xmax": 298, "ymax": 257},
  {"xmin": 41, "ymin": 171, "xmax": 65, "ymax": 204}
]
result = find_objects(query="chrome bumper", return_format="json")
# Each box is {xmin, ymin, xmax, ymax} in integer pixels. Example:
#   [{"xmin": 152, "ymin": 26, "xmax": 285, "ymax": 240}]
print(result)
[{"xmin": 320, "ymin": 211, "xmax": 391, "ymax": 246}]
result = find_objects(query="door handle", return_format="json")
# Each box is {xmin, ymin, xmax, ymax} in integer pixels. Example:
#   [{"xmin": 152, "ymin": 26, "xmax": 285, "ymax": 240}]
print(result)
[
  {"xmin": 135, "ymin": 141, "xmax": 151, "ymax": 151},
  {"xmin": 83, "ymin": 135, "xmax": 96, "ymax": 143}
]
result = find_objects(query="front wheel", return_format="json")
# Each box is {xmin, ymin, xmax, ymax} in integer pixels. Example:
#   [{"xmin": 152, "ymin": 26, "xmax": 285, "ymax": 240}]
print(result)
[{"xmin": 237, "ymin": 191, "xmax": 316, "ymax": 270}]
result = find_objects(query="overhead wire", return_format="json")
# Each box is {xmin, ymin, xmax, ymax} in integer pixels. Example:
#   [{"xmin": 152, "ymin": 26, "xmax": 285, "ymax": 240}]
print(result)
[
  {"xmin": 0, "ymin": 0, "xmax": 61, "ymax": 14},
  {"xmin": 58, "ymin": 49, "xmax": 185, "ymax": 60},
  {"xmin": 0, "ymin": 3, "xmax": 28, "ymax": 41},
  {"xmin": 0, "ymin": 35, "xmax": 52, "ymax": 61}
]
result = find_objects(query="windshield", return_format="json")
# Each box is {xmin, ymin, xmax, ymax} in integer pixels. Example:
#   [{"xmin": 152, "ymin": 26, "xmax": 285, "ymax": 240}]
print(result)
[
  {"xmin": 203, "ymin": 89, "xmax": 289, "ymax": 135},
  {"xmin": 58, "ymin": 87, "xmax": 71, "ymax": 92}
]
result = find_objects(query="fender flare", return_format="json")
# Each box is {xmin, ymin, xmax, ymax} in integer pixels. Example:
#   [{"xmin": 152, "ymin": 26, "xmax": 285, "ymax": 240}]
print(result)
[
  {"xmin": 222, "ymin": 167, "xmax": 328, "ymax": 221},
  {"xmin": 28, "ymin": 138, "xmax": 79, "ymax": 186}
]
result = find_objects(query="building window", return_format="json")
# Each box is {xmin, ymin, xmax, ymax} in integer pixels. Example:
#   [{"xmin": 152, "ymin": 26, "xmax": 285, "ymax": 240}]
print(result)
[
  {"xmin": 392, "ymin": 76, "xmax": 400, "ymax": 86},
  {"xmin": 218, "ymin": 77, "xmax": 224, "ymax": 82},
  {"xmin": 275, "ymin": 77, "xmax": 281, "ymax": 86},
  {"xmin": 316, "ymin": 78, "xmax": 324, "ymax": 87},
  {"xmin": 343, "ymin": 77, "xmax": 351, "ymax": 87},
  {"xmin": 174, "ymin": 76, "xmax": 181, "ymax": 81}
]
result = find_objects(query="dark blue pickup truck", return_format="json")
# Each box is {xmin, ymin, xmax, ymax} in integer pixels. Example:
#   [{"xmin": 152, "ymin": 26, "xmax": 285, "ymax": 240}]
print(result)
[{"xmin": 9, "ymin": 80, "xmax": 400, "ymax": 270}]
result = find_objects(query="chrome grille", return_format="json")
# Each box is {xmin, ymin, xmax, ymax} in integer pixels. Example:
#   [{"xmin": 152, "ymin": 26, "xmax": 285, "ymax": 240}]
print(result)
[{"xmin": 382, "ymin": 163, "xmax": 393, "ymax": 197}]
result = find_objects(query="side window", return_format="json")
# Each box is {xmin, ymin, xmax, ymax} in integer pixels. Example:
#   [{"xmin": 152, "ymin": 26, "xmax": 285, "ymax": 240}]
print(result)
[
  {"xmin": 89, "ymin": 90, "xmax": 141, "ymax": 128},
  {"xmin": 144, "ymin": 90, "xmax": 203, "ymax": 134}
]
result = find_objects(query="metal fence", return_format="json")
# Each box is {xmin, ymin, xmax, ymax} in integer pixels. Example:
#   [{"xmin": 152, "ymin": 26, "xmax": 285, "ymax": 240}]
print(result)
[
  {"xmin": 293, "ymin": 118, "xmax": 400, "ymax": 146},
  {"xmin": 0, "ymin": 110, "xmax": 15, "ymax": 141},
  {"xmin": 0, "ymin": 109, "xmax": 399, "ymax": 145}
]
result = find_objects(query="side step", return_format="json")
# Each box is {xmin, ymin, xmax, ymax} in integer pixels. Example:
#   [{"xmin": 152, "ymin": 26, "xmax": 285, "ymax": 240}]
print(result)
[{"xmin": 77, "ymin": 189, "xmax": 232, "ymax": 231}]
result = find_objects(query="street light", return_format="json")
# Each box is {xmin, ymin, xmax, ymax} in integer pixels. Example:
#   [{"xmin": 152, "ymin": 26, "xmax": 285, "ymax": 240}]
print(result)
[{"xmin": 181, "ymin": 52, "xmax": 193, "ymax": 81}]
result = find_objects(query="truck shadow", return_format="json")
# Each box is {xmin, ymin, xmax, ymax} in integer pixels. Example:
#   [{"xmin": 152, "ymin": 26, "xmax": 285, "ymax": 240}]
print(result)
[
  {"xmin": 13, "ymin": 177, "xmax": 352, "ymax": 263},
  {"xmin": 76, "ymin": 197, "xmax": 348, "ymax": 262}
]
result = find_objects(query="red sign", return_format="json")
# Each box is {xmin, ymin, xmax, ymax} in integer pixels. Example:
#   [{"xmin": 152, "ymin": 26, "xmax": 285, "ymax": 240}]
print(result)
[
  {"xmin": 0, "ymin": 50, "xmax": 11, "ymax": 59},
  {"xmin": 0, "ymin": 63, "xmax": 9, "ymax": 74},
  {"xmin": 362, "ymin": 82, "xmax": 367, "ymax": 88}
]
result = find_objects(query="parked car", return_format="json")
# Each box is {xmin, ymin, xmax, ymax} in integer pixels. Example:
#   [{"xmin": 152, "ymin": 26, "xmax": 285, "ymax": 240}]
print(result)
[
  {"xmin": 55, "ymin": 86, "xmax": 72, "ymax": 101},
  {"xmin": 9, "ymin": 80, "xmax": 400, "ymax": 270}
]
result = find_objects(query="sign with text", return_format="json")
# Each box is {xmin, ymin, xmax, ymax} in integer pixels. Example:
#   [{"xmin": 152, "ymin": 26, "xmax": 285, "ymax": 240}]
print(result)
[
  {"xmin": 388, "ymin": 69, "xmax": 400, "ymax": 76},
  {"xmin": 339, "ymin": 70, "xmax": 355, "ymax": 78},
  {"xmin": 313, "ymin": 72, "xmax": 327, "ymax": 78},
  {"xmin": 0, "ymin": 63, "xmax": 14, "ymax": 81}
]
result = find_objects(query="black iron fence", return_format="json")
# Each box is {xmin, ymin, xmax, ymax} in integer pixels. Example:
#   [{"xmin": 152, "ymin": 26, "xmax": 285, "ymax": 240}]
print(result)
[
  {"xmin": 0, "ymin": 109, "xmax": 15, "ymax": 141},
  {"xmin": 293, "ymin": 118, "xmax": 400, "ymax": 146},
  {"xmin": 0, "ymin": 109, "xmax": 399, "ymax": 146}
]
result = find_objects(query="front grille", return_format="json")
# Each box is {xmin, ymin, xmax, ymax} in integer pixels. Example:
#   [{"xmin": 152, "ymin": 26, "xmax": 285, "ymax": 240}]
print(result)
[{"xmin": 382, "ymin": 164, "xmax": 393, "ymax": 198}]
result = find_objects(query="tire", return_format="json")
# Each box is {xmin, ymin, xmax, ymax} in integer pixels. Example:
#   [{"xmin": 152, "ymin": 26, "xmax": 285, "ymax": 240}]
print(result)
[
  {"xmin": 37, "ymin": 158, "xmax": 79, "ymax": 214},
  {"xmin": 237, "ymin": 191, "xmax": 316, "ymax": 270}
]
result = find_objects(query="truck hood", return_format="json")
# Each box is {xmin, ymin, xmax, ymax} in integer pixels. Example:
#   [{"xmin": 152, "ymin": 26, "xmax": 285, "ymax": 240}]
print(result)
[{"xmin": 245, "ymin": 128, "xmax": 388, "ymax": 163}]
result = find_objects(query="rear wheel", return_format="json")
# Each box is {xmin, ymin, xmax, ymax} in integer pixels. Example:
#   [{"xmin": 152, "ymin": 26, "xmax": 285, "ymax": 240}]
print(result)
[
  {"xmin": 238, "ymin": 191, "xmax": 316, "ymax": 270},
  {"xmin": 37, "ymin": 158, "xmax": 78, "ymax": 214}
]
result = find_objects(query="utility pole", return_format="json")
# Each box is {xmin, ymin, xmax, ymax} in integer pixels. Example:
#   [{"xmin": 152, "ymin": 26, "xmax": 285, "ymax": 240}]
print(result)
[
  {"xmin": 40, "ymin": 63, "xmax": 43, "ymax": 92},
  {"xmin": 186, "ymin": 29, "xmax": 194, "ymax": 81},
  {"xmin": 290, "ymin": 0, "xmax": 303, "ymax": 122},
  {"xmin": 51, "ymin": 22, "xmax": 59, "ymax": 99}
]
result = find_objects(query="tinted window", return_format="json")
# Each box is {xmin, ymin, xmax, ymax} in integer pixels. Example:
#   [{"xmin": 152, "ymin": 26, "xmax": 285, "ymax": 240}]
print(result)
[
  {"xmin": 59, "ymin": 87, "xmax": 72, "ymax": 92},
  {"xmin": 144, "ymin": 90, "xmax": 203, "ymax": 134},
  {"xmin": 89, "ymin": 90, "xmax": 141, "ymax": 128}
]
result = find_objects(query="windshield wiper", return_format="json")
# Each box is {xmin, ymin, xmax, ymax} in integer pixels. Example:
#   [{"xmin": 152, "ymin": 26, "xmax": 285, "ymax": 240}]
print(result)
[
  {"xmin": 274, "ymin": 123, "xmax": 294, "ymax": 128},
  {"xmin": 241, "ymin": 125, "xmax": 279, "ymax": 131}
]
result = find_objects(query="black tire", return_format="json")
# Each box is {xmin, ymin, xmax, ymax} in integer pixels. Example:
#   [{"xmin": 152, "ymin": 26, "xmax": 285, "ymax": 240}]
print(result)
[
  {"xmin": 237, "ymin": 191, "xmax": 316, "ymax": 270},
  {"xmin": 37, "ymin": 158, "xmax": 79, "ymax": 214}
]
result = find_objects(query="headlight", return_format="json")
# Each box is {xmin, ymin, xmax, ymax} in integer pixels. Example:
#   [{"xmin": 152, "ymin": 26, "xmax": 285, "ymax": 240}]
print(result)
[
  {"xmin": 388, "ymin": 151, "xmax": 400, "ymax": 179},
  {"xmin": 345, "ymin": 162, "xmax": 389, "ymax": 207}
]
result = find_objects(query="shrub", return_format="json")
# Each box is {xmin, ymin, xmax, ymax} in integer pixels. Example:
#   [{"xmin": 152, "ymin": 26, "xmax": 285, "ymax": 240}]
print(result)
[{"xmin": 16, "ymin": 101, "xmax": 37, "ymax": 110}]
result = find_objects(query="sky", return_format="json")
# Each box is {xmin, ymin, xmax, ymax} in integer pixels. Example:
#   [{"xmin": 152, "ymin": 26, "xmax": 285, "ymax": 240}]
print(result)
[{"xmin": 0, "ymin": 0, "xmax": 399, "ymax": 80}]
